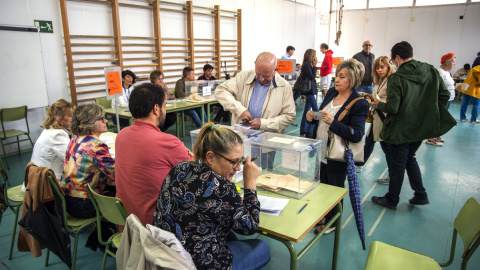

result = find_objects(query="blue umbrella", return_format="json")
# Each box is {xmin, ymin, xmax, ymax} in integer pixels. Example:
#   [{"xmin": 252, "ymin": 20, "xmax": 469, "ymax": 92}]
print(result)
[{"xmin": 345, "ymin": 142, "xmax": 366, "ymax": 250}]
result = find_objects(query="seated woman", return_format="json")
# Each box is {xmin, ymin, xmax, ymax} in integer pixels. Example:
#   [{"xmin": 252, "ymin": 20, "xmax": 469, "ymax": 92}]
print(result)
[
  {"xmin": 307, "ymin": 58, "xmax": 368, "ymax": 234},
  {"xmin": 62, "ymin": 103, "xmax": 115, "ymax": 219},
  {"xmin": 22, "ymin": 99, "xmax": 75, "ymax": 192},
  {"xmin": 150, "ymin": 70, "xmax": 177, "ymax": 132},
  {"xmin": 153, "ymin": 122, "xmax": 270, "ymax": 270}
]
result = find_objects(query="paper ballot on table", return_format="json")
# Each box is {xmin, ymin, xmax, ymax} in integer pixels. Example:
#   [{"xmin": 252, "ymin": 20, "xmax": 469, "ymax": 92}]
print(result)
[
  {"xmin": 257, "ymin": 195, "xmax": 290, "ymax": 216},
  {"xmin": 99, "ymin": 136, "xmax": 114, "ymax": 144}
]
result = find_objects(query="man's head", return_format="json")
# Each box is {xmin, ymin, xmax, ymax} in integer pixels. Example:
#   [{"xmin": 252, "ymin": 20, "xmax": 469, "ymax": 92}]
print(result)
[
  {"xmin": 464, "ymin": 63, "xmax": 471, "ymax": 71},
  {"xmin": 320, "ymin": 43, "xmax": 329, "ymax": 54},
  {"xmin": 286, "ymin": 46, "xmax": 295, "ymax": 56},
  {"xmin": 477, "ymin": 52, "xmax": 480, "ymax": 57},
  {"xmin": 150, "ymin": 70, "xmax": 164, "ymax": 86},
  {"xmin": 362, "ymin": 40, "xmax": 373, "ymax": 54},
  {"xmin": 203, "ymin": 64, "xmax": 214, "ymax": 79},
  {"xmin": 390, "ymin": 41, "xmax": 413, "ymax": 68},
  {"xmin": 255, "ymin": 52, "xmax": 277, "ymax": 85},
  {"xmin": 183, "ymin": 67, "xmax": 195, "ymax": 81},
  {"xmin": 129, "ymin": 83, "xmax": 166, "ymax": 127}
]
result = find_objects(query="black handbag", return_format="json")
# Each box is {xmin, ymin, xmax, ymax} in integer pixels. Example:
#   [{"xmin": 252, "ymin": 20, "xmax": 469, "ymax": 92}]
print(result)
[{"xmin": 293, "ymin": 75, "xmax": 312, "ymax": 95}]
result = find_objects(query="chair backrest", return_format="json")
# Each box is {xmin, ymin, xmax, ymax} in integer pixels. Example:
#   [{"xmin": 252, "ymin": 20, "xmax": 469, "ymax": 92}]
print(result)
[
  {"xmin": 47, "ymin": 173, "xmax": 75, "ymax": 234},
  {"xmin": 95, "ymin": 97, "xmax": 112, "ymax": 109},
  {"xmin": 1, "ymin": 106, "xmax": 28, "ymax": 122},
  {"xmin": 85, "ymin": 183, "xmax": 128, "ymax": 226},
  {"xmin": 454, "ymin": 197, "xmax": 480, "ymax": 258}
]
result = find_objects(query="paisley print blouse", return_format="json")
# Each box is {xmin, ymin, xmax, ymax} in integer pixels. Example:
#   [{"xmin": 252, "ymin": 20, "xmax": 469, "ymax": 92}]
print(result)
[{"xmin": 153, "ymin": 160, "xmax": 260, "ymax": 270}]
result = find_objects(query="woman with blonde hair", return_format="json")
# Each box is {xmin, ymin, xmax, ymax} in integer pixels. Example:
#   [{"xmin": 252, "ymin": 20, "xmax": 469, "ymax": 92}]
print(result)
[
  {"xmin": 356, "ymin": 56, "xmax": 395, "ymax": 184},
  {"xmin": 154, "ymin": 122, "xmax": 270, "ymax": 270},
  {"xmin": 62, "ymin": 103, "xmax": 115, "ymax": 219},
  {"xmin": 24, "ymin": 99, "xmax": 75, "ymax": 191},
  {"xmin": 299, "ymin": 49, "xmax": 319, "ymax": 138}
]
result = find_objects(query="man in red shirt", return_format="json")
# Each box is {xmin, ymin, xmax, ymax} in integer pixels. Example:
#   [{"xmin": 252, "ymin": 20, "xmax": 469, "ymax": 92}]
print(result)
[
  {"xmin": 319, "ymin": 43, "xmax": 333, "ymax": 97},
  {"xmin": 115, "ymin": 83, "xmax": 193, "ymax": 226}
]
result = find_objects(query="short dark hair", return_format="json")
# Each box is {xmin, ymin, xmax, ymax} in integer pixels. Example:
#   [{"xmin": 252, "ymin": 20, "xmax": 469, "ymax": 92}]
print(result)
[
  {"xmin": 183, "ymin": 67, "xmax": 194, "ymax": 78},
  {"xmin": 122, "ymin": 70, "xmax": 136, "ymax": 84},
  {"xmin": 286, "ymin": 46, "xmax": 295, "ymax": 52},
  {"xmin": 320, "ymin": 43, "xmax": 329, "ymax": 50},
  {"xmin": 150, "ymin": 70, "xmax": 163, "ymax": 83},
  {"xmin": 464, "ymin": 63, "xmax": 471, "ymax": 70},
  {"xmin": 203, "ymin": 64, "xmax": 214, "ymax": 72},
  {"xmin": 128, "ymin": 83, "xmax": 165, "ymax": 119},
  {"xmin": 391, "ymin": 41, "xmax": 413, "ymax": 60}
]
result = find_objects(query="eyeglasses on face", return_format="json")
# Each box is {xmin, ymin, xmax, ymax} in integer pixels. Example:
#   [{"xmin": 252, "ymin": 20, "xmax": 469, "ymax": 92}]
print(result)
[
  {"xmin": 364, "ymin": 44, "xmax": 373, "ymax": 47},
  {"xmin": 216, "ymin": 152, "xmax": 244, "ymax": 168},
  {"xmin": 98, "ymin": 117, "xmax": 106, "ymax": 123}
]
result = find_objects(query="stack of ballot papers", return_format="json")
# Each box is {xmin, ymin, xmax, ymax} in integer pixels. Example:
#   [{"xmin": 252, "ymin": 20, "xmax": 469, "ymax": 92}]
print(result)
[{"xmin": 257, "ymin": 195, "xmax": 290, "ymax": 216}]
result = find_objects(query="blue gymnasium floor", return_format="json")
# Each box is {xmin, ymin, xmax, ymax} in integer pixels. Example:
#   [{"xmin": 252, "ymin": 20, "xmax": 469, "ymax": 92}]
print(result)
[{"xmin": 1, "ymin": 100, "xmax": 479, "ymax": 270}]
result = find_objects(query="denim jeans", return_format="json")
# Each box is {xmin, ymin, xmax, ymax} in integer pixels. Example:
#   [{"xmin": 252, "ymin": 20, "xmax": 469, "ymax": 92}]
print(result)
[
  {"xmin": 226, "ymin": 232, "xmax": 270, "ymax": 270},
  {"xmin": 358, "ymin": 131, "xmax": 375, "ymax": 166},
  {"xmin": 385, "ymin": 141, "xmax": 427, "ymax": 206},
  {"xmin": 445, "ymin": 101, "xmax": 451, "ymax": 110},
  {"xmin": 185, "ymin": 108, "xmax": 207, "ymax": 127},
  {"xmin": 65, "ymin": 196, "xmax": 97, "ymax": 219},
  {"xmin": 293, "ymin": 91, "xmax": 302, "ymax": 103},
  {"xmin": 460, "ymin": 94, "xmax": 480, "ymax": 121},
  {"xmin": 355, "ymin": 84, "xmax": 373, "ymax": 94},
  {"xmin": 300, "ymin": 94, "xmax": 319, "ymax": 133}
]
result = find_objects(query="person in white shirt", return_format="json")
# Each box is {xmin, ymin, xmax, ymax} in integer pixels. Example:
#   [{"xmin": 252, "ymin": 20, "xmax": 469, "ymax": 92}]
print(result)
[
  {"xmin": 281, "ymin": 45, "xmax": 295, "ymax": 59},
  {"xmin": 22, "ymin": 99, "xmax": 75, "ymax": 192},
  {"xmin": 112, "ymin": 70, "xmax": 136, "ymax": 108}
]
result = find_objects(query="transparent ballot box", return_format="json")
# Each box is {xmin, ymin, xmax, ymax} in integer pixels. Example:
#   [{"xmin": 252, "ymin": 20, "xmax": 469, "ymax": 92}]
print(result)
[
  {"xmin": 190, "ymin": 124, "xmax": 262, "ymax": 149},
  {"xmin": 242, "ymin": 132, "xmax": 322, "ymax": 199},
  {"xmin": 184, "ymin": 80, "xmax": 225, "ymax": 101}
]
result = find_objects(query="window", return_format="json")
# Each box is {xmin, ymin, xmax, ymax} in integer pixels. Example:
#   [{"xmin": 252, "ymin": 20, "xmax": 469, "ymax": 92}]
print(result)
[
  {"xmin": 369, "ymin": 0, "xmax": 413, "ymax": 9},
  {"xmin": 416, "ymin": 0, "xmax": 466, "ymax": 6}
]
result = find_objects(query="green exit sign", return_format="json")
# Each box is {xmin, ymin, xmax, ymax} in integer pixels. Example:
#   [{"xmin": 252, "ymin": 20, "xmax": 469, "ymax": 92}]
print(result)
[{"xmin": 34, "ymin": 20, "xmax": 53, "ymax": 33}]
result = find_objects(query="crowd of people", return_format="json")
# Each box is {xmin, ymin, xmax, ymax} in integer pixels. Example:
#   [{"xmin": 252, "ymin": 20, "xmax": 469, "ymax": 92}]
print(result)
[{"xmin": 22, "ymin": 41, "xmax": 479, "ymax": 269}]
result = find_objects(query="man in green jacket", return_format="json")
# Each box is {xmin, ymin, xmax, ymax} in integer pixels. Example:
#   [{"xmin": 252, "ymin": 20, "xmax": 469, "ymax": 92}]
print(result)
[{"xmin": 369, "ymin": 41, "xmax": 456, "ymax": 210}]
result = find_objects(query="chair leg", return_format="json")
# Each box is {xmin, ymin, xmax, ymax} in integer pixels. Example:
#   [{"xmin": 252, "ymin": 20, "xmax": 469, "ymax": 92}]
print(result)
[
  {"xmin": 8, "ymin": 205, "xmax": 21, "ymax": 260},
  {"xmin": 16, "ymin": 136, "xmax": 21, "ymax": 156},
  {"xmin": 27, "ymin": 134, "xmax": 34, "ymax": 148},
  {"xmin": 71, "ymin": 231, "xmax": 81, "ymax": 270},
  {"xmin": 45, "ymin": 249, "xmax": 50, "ymax": 266},
  {"xmin": 102, "ymin": 245, "xmax": 110, "ymax": 270},
  {"xmin": 0, "ymin": 140, "xmax": 10, "ymax": 170}
]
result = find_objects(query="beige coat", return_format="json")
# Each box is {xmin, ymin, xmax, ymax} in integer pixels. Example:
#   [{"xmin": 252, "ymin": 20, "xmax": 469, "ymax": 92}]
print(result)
[
  {"xmin": 214, "ymin": 70, "xmax": 296, "ymax": 133},
  {"xmin": 362, "ymin": 77, "xmax": 389, "ymax": 141}
]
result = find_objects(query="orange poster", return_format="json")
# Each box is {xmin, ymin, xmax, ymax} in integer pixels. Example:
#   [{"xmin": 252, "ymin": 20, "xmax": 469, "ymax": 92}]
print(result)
[
  {"xmin": 276, "ymin": 60, "xmax": 294, "ymax": 74},
  {"xmin": 107, "ymin": 71, "xmax": 122, "ymax": 95},
  {"xmin": 332, "ymin": 57, "xmax": 343, "ymax": 67}
]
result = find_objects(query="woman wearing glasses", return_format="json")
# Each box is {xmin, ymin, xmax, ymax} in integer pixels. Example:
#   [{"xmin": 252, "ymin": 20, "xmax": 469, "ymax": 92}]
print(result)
[
  {"xmin": 61, "ymin": 103, "xmax": 115, "ymax": 219},
  {"xmin": 153, "ymin": 122, "xmax": 270, "ymax": 270}
]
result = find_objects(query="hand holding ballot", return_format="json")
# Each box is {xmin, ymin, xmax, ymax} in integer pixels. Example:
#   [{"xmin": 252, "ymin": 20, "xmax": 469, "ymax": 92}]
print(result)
[{"xmin": 243, "ymin": 156, "xmax": 259, "ymax": 190}]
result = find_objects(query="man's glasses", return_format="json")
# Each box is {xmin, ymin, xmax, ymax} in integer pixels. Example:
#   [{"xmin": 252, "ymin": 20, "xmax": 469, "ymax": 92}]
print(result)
[
  {"xmin": 216, "ymin": 153, "xmax": 244, "ymax": 168},
  {"xmin": 364, "ymin": 44, "xmax": 373, "ymax": 47}
]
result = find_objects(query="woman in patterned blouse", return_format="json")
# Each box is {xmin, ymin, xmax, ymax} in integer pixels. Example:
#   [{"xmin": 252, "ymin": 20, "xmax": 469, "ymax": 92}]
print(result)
[
  {"xmin": 62, "ymin": 104, "xmax": 115, "ymax": 219},
  {"xmin": 153, "ymin": 123, "xmax": 270, "ymax": 270}
]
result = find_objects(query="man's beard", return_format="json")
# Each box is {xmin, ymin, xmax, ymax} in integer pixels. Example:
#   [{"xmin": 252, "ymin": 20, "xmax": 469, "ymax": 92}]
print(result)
[{"xmin": 158, "ymin": 111, "xmax": 166, "ymax": 128}]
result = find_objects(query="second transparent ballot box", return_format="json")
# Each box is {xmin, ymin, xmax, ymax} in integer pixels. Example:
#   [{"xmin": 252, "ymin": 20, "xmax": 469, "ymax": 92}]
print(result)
[
  {"xmin": 242, "ymin": 132, "xmax": 322, "ymax": 199},
  {"xmin": 184, "ymin": 79, "xmax": 225, "ymax": 101}
]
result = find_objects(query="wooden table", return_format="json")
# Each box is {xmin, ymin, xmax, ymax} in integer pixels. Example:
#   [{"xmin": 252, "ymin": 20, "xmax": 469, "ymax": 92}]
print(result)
[
  {"xmin": 238, "ymin": 183, "xmax": 348, "ymax": 270},
  {"xmin": 104, "ymin": 101, "xmax": 206, "ymax": 137}
]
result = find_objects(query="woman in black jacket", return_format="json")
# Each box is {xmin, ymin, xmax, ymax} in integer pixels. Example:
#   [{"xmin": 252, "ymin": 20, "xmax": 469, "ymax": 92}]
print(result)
[
  {"xmin": 299, "ymin": 49, "xmax": 319, "ymax": 138},
  {"xmin": 306, "ymin": 58, "xmax": 368, "ymax": 234}
]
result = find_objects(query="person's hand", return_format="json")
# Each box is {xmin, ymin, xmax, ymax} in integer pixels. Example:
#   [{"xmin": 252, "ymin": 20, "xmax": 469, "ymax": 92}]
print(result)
[
  {"xmin": 358, "ymin": 91, "xmax": 366, "ymax": 97},
  {"xmin": 370, "ymin": 98, "xmax": 381, "ymax": 108},
  {"xmin": 243, "ymin": 156, "xmax": 259, "ymax": 190},
  {"xmin": 240, "ymin": 110, "xmax": 252, "ymax": 122},
  {"xmin": 249, "ymin": 118, "xmax": 261, "ymax": 129},
  {"xmin": 318, "ymin": 110, "xmax": 334, "ymax": 125},
  {"xmin": 306, "ymin": 111, "xmax": 315, "ymax": 122},
  {"xmin": 455, "ymin": 85, "xmax": 462, "ymax": 91},
  {"xmin": 188, "ymin": 150, "xmax": 194, "ymax": 158}
]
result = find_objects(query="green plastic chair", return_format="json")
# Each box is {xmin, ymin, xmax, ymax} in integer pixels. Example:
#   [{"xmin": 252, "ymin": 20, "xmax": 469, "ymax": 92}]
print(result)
[
  {"xmin": 84, "ymin": 183, "xmax": 128, "ymax": 270},
  {"xmin": 0, "ymin": 106, "xmax": 35, "ymax": 169},
  {"xmin": 45, "ymin": 174, "xmax": 96, "ymax": 270},
  {"xmin": 365, "ymin": 197, "xmax": 480, "ymax": 270},
  {"xmin": 0, "ymin": 161, "xmax": 24, "ymax": 260}
]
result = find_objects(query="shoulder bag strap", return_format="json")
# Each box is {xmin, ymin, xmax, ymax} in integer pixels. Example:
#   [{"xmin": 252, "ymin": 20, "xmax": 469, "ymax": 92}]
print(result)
[{"xmin": 337, "ymin": 97, "xmax": 363, "ymax": 122}]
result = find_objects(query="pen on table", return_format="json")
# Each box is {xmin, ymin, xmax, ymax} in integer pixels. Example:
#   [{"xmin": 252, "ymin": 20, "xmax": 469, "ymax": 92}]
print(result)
[
  {"xmin": 297, "ymin": 201, "xmax": 310, "ymax": 214},
  {"xmin": 241, "ymin": 156, "xmax": 259, "ymax": 165}
]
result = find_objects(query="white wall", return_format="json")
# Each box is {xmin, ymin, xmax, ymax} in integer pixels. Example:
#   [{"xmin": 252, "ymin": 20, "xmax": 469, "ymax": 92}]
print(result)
[
  {"xmin": 0, "ymin": 0, "xmax": 317, "ymax": 155},
  {"xmin": 323, "ymin": 3, "xmax": 480, "ymax": 73}
]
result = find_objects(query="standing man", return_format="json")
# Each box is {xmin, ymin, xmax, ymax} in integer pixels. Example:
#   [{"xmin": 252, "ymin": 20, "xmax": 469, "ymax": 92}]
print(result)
[
  {"xmin": 370, "ymin": 41, "xmax": 456, "ymax": 210},
  {"xmin": 115, "ymin": 83, "xmax": 193, "ymax": 226},
  {"xmin": 319, "ymin": 43, "xmax": 333, "ymax": 97},
  {"xmin": 150, "ymin": 70, "xmax": 176, "ymax": 132},
  {"xmin": 472, "ymin": 52, "xmax": 480, "ymax": 68},
  {"xmin": 175, "ymin": 67, "xmax": 206, "ymax": 128},
  {"xmin": 215, "ymin": 52, "xmax": 296, "ymax": 169},
  {"xmin": 281, "ymin": 46, "xmax": 295, "ymax": 59},
  {"xmin": 353, "ymin": 40, "xmax": 375, "ymax": 94}
]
